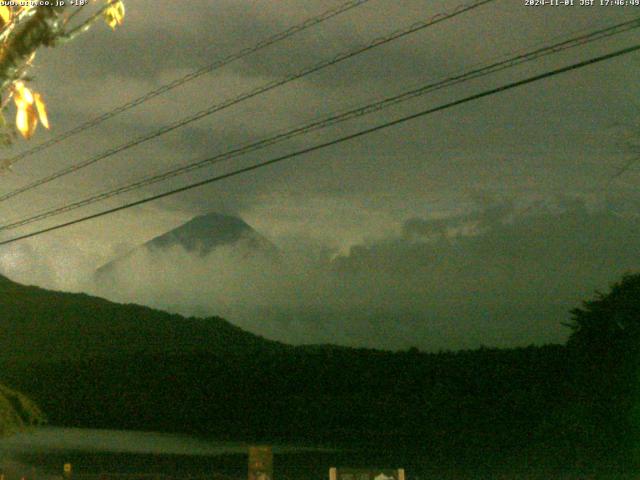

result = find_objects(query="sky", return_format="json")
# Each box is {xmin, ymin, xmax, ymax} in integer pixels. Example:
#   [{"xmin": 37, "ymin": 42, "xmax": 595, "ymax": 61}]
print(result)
[{"xmin": 0, "ymin": 0, "xmax": 638, "ymax": 351}]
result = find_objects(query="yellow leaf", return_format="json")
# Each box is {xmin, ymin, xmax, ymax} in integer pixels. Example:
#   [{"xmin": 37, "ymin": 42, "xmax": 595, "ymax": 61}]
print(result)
[
  {"xmin": 34, "ymin": 93, "xmax": 49, "ymax": 129},
  {"xmin": 13, "ymin": 82, "xmax": 39, "ymax": 139},
  {"xmin": 13, "ymin": 81, "xmax": 34, "ymax": 108},
  {"xmin": 16, "ymin": 105, "xmax": 38, "ymax": 139},
  {"xmin": 0, "ymin": 6, "xmax": 11, "ymax": 26},
  {"xmin": 104, "ymin": 0, "xmax": 125, "ymax": 30}
]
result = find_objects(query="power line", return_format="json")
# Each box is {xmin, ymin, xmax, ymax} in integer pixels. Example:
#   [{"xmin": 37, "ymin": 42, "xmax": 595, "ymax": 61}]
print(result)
[
  {"xmin": 1, "ymin": 17, "xmax": 637, "ymax": 232},
  {"xmin": 608, "ymin": 154, "xmax": 640, "ymax": 182},
  {"xmin": 0, "ymin": 0, "xmax": 371, "ymax": 168},
  {"xmin": 0, "ymin": 0, "xmax": 496, "ymax": 203},
  {"xmin": 606, "ymin": 119, "xmax": 640, "ymax": 181},
  {"xmin": 0, "ymin": 42, "xmax": 637, "ymax": 246}
]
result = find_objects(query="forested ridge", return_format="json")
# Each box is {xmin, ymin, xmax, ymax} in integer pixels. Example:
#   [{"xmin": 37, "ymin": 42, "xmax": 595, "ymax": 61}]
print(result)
[{"xmin": 0, "ymin": 273, "xmax": 638, "ymax": 473}]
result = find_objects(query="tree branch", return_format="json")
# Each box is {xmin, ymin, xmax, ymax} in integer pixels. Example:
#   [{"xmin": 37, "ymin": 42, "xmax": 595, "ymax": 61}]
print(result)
[{"xmin": 0, "ymin": 6, "xmax": 67, "ymax": 94}]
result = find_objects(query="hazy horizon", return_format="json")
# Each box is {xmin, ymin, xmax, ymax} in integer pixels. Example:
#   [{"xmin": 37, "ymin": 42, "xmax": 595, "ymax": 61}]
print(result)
[{"xmin": 2, "ymin": 196, "xmax": 638, "ymax": 352}]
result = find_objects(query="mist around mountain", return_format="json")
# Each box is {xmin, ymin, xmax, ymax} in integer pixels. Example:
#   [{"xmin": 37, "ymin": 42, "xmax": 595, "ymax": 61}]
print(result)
[
  {"xmin": 87, "ymin": 200, "xmax": 640, "ymax": 351},
  {"xmin": 95, "ymin": 212, "xmax": 279, "ymax": 279}
]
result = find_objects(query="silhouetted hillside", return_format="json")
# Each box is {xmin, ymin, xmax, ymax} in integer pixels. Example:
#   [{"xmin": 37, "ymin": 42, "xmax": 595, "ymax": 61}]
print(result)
[
  {"xmin": 2, "ymin": 345, "xmax": 572, "ymax": 465},
  {"xmin": 0, "ymin": 274, "xmax": 283, "ymax": 363},
  {"xmin": 1, "ymin": 272, "xmax": 638, "ymax": 474}
]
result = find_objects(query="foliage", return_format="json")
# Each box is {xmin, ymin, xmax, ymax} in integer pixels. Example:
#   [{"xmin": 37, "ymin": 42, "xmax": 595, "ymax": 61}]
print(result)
[
  {"xmin": 566, "ymin": 272, "xmax": 640, "ymax": 349},
  {"xmin": 564, "ymin": 273, "xmax": 640, "ymax": 468},
  {"xmin": 0, "ymin": 382, "xmax": 45, "ymax": 436},
  {"xmin": 0, "ymin": 1, "xmax": 124, "ymax": 147},
  {"xmin": 1, "ymin": 345, "xmax": 573, "ymax": 470}
]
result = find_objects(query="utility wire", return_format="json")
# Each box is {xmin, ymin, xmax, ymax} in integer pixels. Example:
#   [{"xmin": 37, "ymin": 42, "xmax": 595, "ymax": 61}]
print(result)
[
  {"xmin": 608, "ymin": 154, "xmax": 640, "ymax": 182},
  {"xmin": 0, "ymin": 0, "xmax": 496, "ymax": 203},
  {"xmin": 1, "ymin": 17, "xmax": 638, "ymax": 232},
  {"xmin": 0, "ymin": 0, "xmax": 371, "ymax": 169},
  {"xmin": 0, "ymin": 42, "xmax": 638, "ymax": 246}
]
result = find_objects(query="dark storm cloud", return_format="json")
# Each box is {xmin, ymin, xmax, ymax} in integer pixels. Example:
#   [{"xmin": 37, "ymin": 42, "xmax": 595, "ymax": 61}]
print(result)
[
  {"xmin": 54, "ymin": 1, "xmax": 265, "ymax": 80},
  {"xmin": 21, "ymin": 0, "xmax": 638, "ymax": 203}
]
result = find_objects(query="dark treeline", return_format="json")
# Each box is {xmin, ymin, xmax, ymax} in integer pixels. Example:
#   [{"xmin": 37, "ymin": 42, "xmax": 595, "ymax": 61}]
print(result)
[{"xmin": 1, "ymin": 274, "xmax": 639, "ymax": 475}]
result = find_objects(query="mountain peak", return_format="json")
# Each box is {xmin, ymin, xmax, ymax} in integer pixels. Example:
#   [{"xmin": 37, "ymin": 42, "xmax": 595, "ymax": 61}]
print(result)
[
  {"xmin": 95, "ymin": 212, "xmax": 278, "ymax": 278},
  {"xmin": 146, "ymin": 212, "xmax": 257, "ymax": 255}
]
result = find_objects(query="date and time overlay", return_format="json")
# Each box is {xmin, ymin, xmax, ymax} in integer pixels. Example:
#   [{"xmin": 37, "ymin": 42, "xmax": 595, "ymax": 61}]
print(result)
[
  {"xmin": 526, "ymin": 0, "xmax": 639, "ymax": 6},
  {"xmin": 0, "ymin": 0, "xmax": 638, "ymax": 8}
]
